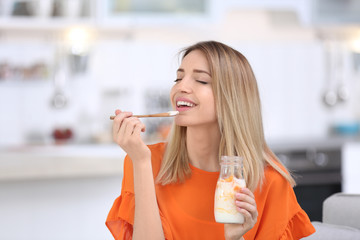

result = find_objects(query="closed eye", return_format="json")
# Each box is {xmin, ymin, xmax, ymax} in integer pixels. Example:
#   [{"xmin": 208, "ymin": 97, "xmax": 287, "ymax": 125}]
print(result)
[
  {"xmin": 174, "ymin": 79, "xmax": 182, "ymax": 82},
  {"xmin": 196, "ymin": 80, "xmax": 208, "ymax": 84}
]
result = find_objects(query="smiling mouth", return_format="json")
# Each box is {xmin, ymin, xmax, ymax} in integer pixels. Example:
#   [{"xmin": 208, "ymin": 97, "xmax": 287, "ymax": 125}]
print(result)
[
  {"xmin": 175, "ymin": 100, "xmax": 197, "ymax": 111},
  {"xmin": 176, "ymin": 101, "xmax": 195, "ymax": 108}
]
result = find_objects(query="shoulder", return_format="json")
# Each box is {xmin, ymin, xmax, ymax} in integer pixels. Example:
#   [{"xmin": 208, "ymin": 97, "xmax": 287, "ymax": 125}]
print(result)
[
  {"xmin": 148, "ymin": 142, "xmax": 166, "ymax": 156},
  {"xmin": 148, "ymin": 142, "xmax": 166, "ymax": 175},
  {"xmin": 254, "ymin": 159, "xmax": 297, "ymax": 205},
  {"xmin": 263, "ymin": 162, "xmax": 289, "ymax": 186},
  {"xmin": 254, "ymin": 160, "xmax": 302, "ymax": 219},
  {"xmin": 123, "ymin": 142, "xmax": 166, "ymax": 168},
  {"xmin": 258, "ymin": 161, "xmax": 294, "ymax": 200}
]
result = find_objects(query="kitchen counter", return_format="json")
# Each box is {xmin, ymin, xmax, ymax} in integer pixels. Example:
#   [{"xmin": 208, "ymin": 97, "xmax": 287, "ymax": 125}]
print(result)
[
  {"xmin": 0, "ymin": 144, "xmax": 125, "ymax": 181},
  {"xmin": 269, "ymin": 137, "xmax": 360, "ymax": 194},
  {"xmin": 1, "ymin": 137, "xmax": 359, "ymax": 185},
  {"xmin": 268, "ymin": 137, "xmax": 352, "ymax": 152}
]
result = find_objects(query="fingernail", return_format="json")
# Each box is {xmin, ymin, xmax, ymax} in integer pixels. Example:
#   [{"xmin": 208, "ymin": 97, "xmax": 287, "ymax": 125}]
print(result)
[{"xmin": 236, "ymin": 193, "xmax": 241, "ymax": 198}]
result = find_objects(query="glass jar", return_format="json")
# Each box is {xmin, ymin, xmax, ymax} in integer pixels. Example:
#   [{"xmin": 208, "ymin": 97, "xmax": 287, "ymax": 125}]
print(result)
[{"xmin": 214, "ymin": 156, "xmax": 246, "ymax": 224}]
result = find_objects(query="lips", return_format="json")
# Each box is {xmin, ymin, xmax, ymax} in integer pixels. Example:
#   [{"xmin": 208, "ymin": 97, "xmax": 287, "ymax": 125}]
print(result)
[{"xmin": 175, "ymin": 97, "xmax": 197, "ymax": 112}]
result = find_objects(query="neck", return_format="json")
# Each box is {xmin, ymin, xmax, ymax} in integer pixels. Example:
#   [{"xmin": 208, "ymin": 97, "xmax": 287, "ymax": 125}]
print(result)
[{"xmin": 186, "ymin": 124, "xmax": 221, "ymax": 172}]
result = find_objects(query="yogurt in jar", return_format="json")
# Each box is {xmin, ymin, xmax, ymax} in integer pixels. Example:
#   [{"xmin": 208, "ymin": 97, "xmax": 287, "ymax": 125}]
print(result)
[{"xmin": 214, "ymin": 176, "xmax": 246, "ymax": 224}]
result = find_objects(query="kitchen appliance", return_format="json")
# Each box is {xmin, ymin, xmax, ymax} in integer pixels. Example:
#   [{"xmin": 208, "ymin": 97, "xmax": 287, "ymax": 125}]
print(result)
[{"xmin": 271, "ymin": 139, "xmax": 343, "ymax": 221}]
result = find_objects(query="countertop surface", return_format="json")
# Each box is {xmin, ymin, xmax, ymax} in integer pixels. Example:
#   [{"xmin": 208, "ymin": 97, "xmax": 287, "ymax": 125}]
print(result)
[
  {"xmin": 1, "ymin": 137, "xmax": 359, "ymax": 181},
  {"xmin": 0, "ymin": 144, "xmax": 125, "ymax": 181},
  {"xmin": 268, "ymin": 136, "xmax": 359, "ymax": 152}
]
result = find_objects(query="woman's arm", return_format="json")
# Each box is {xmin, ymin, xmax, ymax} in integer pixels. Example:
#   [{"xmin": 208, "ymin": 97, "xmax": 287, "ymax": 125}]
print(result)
[
  {"xmin": 132, "ymin": 160, "xmax": 165, "ymax": 240},
  {"xmin": 113, "ymin": 110, "xmax": 165, "ymax": 240}
]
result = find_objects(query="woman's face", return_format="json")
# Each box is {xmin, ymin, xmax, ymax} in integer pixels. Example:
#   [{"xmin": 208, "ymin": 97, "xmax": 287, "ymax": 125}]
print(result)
[{"xmin": 170, "ymin": 50, "xmax": 217, "ymax": 127}]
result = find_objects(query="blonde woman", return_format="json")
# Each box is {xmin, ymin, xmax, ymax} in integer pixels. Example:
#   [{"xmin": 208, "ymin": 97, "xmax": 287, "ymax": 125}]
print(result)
[{"xmin": 107, "ymin": 41, "xmax": 315, "ymax": 240}]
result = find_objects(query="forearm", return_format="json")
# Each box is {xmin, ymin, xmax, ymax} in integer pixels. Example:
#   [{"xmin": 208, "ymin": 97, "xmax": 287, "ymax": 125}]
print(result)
[{"xmin": 132, "ymin": 159, "xmax": 165, "ymax": 240}]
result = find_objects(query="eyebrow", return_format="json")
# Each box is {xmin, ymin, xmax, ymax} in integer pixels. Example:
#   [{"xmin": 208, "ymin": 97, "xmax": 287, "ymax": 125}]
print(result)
[{"xmin": 177, "ymin": 68, "xmax": 211, "ymax": 77}]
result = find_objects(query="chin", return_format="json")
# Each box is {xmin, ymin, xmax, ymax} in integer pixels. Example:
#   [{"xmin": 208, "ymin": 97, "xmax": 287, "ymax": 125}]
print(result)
[{"xmin": 174, "ymin": 119, "xmax": 188, "ymax": 127}]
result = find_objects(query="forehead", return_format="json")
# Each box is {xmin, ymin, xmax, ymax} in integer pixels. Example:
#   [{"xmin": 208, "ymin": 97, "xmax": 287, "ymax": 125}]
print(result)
[{"xmin": 180, "ymin": 50, "xmax": 209, "ymax": 71}]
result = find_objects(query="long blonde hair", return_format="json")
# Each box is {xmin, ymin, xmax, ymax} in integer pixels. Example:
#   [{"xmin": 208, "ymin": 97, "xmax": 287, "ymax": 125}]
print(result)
[{"xmin": 156, "ymin": 41, "xmax": 295, "ymax": 190}]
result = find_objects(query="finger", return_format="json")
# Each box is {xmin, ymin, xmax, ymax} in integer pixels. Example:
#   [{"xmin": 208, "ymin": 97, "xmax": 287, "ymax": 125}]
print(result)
[
  {"xmin": 112, "ymin": 114, "xmax": 122, "ymax": 138},
  {"xmin": 123, "ymin": 117, "xmax": 141, "ymax": 136},
  {"xmin": 115, "ymin": 109, "xmax": 121, "ymax": 115},
  {"xmin": 238, "ymin": 208, "xmax": 255, "ymax": 226},
  {"xmin": 235, "ymin": 192, "xmax": 256, "ymax": 206},
  {"xmin": 112, "ymin": 112, "xmax": 130, "ymax": 136},
  {"xmin": 235, "ymin": 200, "xmax": 257, "ymax": 216},
  {"xmin": 241, "ymin": 188, "xmax": 255, "ymax": 198},
  {"xmin": 113, "ymin": 112, "xmax": 132, "ymax": 139},
  {"xmin": 118, "ymin": 117, "xmax": 131, "ymax": 138},
  {"xmin": 132, "ymin": 123, "xmax": 144, "ymax": 136}
]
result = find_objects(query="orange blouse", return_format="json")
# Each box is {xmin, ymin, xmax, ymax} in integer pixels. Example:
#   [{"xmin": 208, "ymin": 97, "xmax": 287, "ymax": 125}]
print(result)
[{"xmin": 106, "ymin": 142, "xmax": 315, "ymax": 239}]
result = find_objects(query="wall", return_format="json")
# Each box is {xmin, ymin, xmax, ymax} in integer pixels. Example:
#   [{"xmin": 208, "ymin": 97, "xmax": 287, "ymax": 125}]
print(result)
[
  {"xmin": 1, "ymin": 10, "xmax": 359, "ymax": 146},
  {"xmin": 1, "ymin": 8, "xmax": 360, "ymax": 240}
]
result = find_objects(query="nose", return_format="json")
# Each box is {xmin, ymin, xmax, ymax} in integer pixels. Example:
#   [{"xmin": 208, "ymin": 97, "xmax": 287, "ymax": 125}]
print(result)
[{"xmin": 176, "ymin": 78, "xmax": 192, "ymax": 93}]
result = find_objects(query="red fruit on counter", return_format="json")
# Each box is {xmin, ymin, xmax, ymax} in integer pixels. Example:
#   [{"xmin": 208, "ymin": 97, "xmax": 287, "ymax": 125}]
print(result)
[
  {"xmin": 52, "ymin": 128, "xmax": 73, "ymax": 140},
  {"xmin": 64, "ymin": 128, "xmax": 73, "ymax": 138}
]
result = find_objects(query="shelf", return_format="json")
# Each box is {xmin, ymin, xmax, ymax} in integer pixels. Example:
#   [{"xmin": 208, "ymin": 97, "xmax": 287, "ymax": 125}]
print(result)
[
  {"xmin": 0, "ymin": 14, "xmax": 215, "ymax": 32},
  {"xmin": 0, "ymin": 17, "xmax": 97, "ymax": 31},
  {"xmin": 0, "ymin": 0, "xmax": 216, "ymax": 32}
]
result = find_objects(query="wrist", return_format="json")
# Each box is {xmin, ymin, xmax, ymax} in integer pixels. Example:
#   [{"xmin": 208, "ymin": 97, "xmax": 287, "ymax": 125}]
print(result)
[
  {"xmin": 129, "ymin": 149, "xmax": 151, "ymax": 166},
  {"xmin": 132, "ymin": 156, "xmax": 152, "ymax": 169}
]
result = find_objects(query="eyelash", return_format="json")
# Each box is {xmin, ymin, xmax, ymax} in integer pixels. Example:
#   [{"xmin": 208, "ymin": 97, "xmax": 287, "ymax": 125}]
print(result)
[
  {"xmin": 174, "ymin": 79, "xmax": 208, "ymax": 85},
  {"xmin": 196, "ymin": 80, "xmax": 208, "ymax": 85}
]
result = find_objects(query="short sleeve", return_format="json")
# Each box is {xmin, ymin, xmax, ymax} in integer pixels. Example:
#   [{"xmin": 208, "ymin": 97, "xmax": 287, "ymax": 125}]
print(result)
[
  {"xmin": 106, "ymin": 192, "xmax": 174, "ymax": 240},
  {"xmin": 106, "ymin": 155, "xmax": 135, "ymax": 240},
  {"xmin": 105, "ymin": 148, "xmax": 174, "ymax": 240},
  {"xmin": 106, "ymin": 192, "xmax": 135, "ymax": 240},
  {"xmin": 246, "ymin": 166, "xmax": 315, "ymax": 239},
  {"xmin": 280, "ymin": 209, "xmax": 317, "ymax": 240}
]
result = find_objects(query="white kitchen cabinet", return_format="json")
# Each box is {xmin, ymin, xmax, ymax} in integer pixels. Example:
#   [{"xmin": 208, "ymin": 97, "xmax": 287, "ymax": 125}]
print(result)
[
  {"xmin": 0, "ymin": 144, "xmax": 126, "ymax": 239},
  {"xmin": 0, "ymin": 0, "xmax": 214, "ymax": 31},
  {"xmin": 0, "ymin": 0, "xmax": 95, "ymax": 30},
  {"xmin": 342, "ymin": 142, "xmax": 360, "ymax": 193},
  {"xmin": 0, "ymin": 175, "xmax": 122, "ymax": 240}
]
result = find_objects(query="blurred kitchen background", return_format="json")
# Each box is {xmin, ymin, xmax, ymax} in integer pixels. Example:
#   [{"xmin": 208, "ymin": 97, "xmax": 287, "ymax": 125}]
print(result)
[{"xmin": 1, "ymin": 0, "xmax": 360, "ymax": 239}]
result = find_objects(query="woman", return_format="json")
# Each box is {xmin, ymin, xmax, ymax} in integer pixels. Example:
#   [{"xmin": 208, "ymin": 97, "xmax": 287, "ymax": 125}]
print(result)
[{"xmin": 107, "ymin": 41, "xmax": 315, "ymax": 240}]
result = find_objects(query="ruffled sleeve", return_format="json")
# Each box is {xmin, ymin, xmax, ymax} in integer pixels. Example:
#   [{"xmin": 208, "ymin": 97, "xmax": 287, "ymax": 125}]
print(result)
[
  {"xmin": 105, "ymin": 148, "xmax": 174, "ymax": 240},
  {"xmin": 280, "ymin": 209, "xmax": 316, "ymax": 240},
  {"xmin": 245, "ymin": 164, "xmax": 315, "ymax": 239},
  {"xmin": 106, "ymin": 192, "xmax": 135, "ymax": 240},
  {"xmin": 106, "ymin": 154, "xmax": 135, "ymax": 240}
]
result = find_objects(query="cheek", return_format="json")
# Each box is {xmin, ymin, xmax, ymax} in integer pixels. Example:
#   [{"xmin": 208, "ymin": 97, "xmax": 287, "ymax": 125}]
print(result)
[
  {"xmin": 200, "ymin": 91, "xmax": 217, "ymax": 118},
  {"xmin": 207, "ymin": 93, "xmax": 217, "ymax": 118}
]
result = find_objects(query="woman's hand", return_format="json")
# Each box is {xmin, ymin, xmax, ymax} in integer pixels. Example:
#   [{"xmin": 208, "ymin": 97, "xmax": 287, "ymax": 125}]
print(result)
[
  {"xmin": 224, "ymin": 188, "xmax": 258, "ymax": 240},
  {"xmin": 112, "ymin": 109, "xmax": 151, "ymax": 162}
]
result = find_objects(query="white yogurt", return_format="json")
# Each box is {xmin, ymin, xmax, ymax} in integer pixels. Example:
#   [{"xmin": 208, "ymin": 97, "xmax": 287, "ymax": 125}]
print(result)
[{"xmin": 214, "ymin": 178, "xmax": 246, "ymax": 224}]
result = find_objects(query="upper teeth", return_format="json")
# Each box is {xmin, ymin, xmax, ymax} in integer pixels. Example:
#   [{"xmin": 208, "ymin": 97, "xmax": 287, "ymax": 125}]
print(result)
[{"xmin": 177, "ymin": 101, "xmax": 195, "ymax": 107}]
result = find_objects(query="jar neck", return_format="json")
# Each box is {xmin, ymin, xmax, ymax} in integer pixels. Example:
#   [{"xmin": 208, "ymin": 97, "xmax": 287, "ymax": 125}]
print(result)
[
  {"xmin": 219, "ymin": 164, "xmax": 242, "ymax": 180},
  {"xmin": 219, "ymin": 156, "xmax": 243, "ymax": 180}
]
